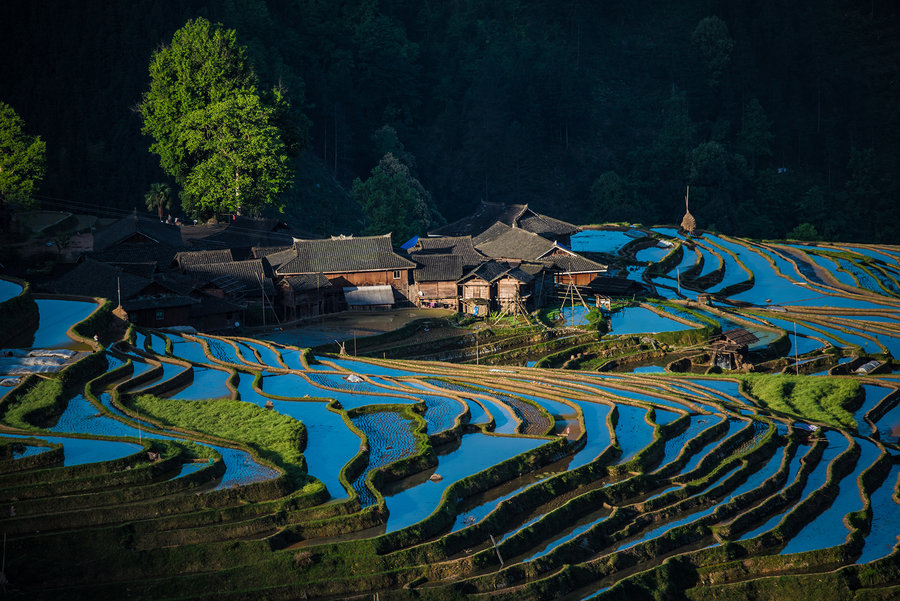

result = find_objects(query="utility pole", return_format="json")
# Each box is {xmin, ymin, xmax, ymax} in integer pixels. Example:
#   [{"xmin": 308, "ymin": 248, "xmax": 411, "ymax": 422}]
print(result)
[{"xmin": 794, "ymin": 322, "xmax": 800, "ymax": 375}]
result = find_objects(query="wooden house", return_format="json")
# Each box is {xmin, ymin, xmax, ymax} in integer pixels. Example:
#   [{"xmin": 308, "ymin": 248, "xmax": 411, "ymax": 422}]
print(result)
[
  {"xmin": 457, "ymin": 260, "xmax": 536, "ymax": 316},
  {"xmin": 276, "ymin": 235, "xmax": 417, "ymax": 309},
  {"xmin": 473, "ymin": 222, "xmax": 606, "ymax": 290},
  {"xmin": 430, "ymin": 201, "xmax": 580, "ymax": 246},
  {"xmin": 277, "ymin": 273, "xmax": 336, "ymax": 320},
  {"xmin": 411, "ymin": 254, "xmax": 463, "ymax": 309}
]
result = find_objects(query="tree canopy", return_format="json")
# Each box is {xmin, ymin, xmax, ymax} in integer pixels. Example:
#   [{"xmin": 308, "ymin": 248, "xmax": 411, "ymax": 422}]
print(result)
[
  {"xmin": 351, "ymin": 153, "xmax": 439, "ymax": 245},
  {"xmin": 0, "ymin": 101, "xmax": 45, "ymax": 210},
  {"xmin": 139, "ymin": 17, "xmax": 296, "ymax": 217}
]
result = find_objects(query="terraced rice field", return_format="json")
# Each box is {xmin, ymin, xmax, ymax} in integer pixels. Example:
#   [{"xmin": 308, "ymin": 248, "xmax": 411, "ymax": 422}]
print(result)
[{"xmin": 1, "ymin": 230, "xmax": 900, "ymax": 600}]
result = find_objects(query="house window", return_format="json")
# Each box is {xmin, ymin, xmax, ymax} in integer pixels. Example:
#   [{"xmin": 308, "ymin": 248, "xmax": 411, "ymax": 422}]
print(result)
[
  {"xmin": 393, "ymin": 270, "xmax": 402, "ymax": 280},
  {"xmin": 155, "ymin": 310, "xmax": 164, "ymax": 321}
]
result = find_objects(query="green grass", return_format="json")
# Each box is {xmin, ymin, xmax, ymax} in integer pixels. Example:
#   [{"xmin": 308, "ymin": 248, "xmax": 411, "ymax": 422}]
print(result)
[
  {"xmin": 130, "ymin": 395, "xmax": 308, "ymax": 483},
  {"xmin": 741, "ymin": 374, "xmax": 861, "ymax": 429},
  {"xmin": 1, "ymin": 377, "xmax": 64, "ymax": 429}
]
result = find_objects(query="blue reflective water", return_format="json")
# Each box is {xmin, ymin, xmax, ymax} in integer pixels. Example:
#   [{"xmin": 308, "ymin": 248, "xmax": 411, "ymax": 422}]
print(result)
[
  {"xmin": 351, "ymin": 410, "xmax": 417, "ymax": 507},
  {"xmin": 858, "ymin": 463, "xmax": 900, "ymax": 563},
  {"xmin": 854, "ymin": 385, "xmax": 891, "ymax": 436},
  {"xmin": 260, "ymin": 372, "xmax": 416, "ymax": 410},
  {"xmin": 452, "ymin": 479, "xmax": 542, "ymax": 532},
  {"xmin": 129, "ymin": 360, "xmax": 187, "ymax": 392},
  {"xmin": 567, "ymin": 400, "xmax": 612, "ymax": 469},
  {"xmin": 195, "ymin": 336, "xmax": 245, "ymax": 365},
  {"xmin": 170, "ymin": 366, "xmax": 232, "ymax": 400},
  {"xmin": 0, "ymin": 431, "xmax": 141, "ymax": 466},
  {"xmin": 680, "ymin": 419, "xmax": 747, "ymax": 475},
  {"xmin": 27, "ymin": 299, "xmax": 98, "ymax": 349},
  {"xmin": 635, "ymin": 246, "xmax": 672, "ymax": 263},
  {"xmin": 780, "ymin": 437, "xmax": 879, "ymax": 554},
  {"xmin": 874, "ymin": 399, "xmax": 900, "ymax": 444},
  {"xmin": 571, "ymin": 230, "xmax": 638, "ymax": 254},
  {"xmin": 0, "ymin": 278, "xmax": 23, "ymax": 303},
  {"xmin": 653, "ymin": 415, "xmax": 726, "ymax": 472},
  {"xmin": 383, "ymin": 433, "xmax": 546, "ymax": 532},
  {"xmin": 613, "ymin": 404, "xmax": 654, "ymax": 464},
  {"xmin": 322, "ymin": 357, "xmax": 424, "ymax": 377},
  {"xmin": 522, "ymin": 510, "xmax": 609, "ymax": 561},
  {"xmin": 606, "ymin": 307, "xmax": 692, "ymax": 335},
  {"xmin": 737, "ymin": 445, "xmax": 812, "ymax": 540},
  {"xmin": 167, "ymin": 334, "xmax": 213, "ymax": 364}
]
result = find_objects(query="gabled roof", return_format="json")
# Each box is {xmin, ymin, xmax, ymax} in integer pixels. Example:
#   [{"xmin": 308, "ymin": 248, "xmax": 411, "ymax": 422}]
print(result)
[
  {"xmin": 409, "ymin": 236, "xmax": 486, "ymax": 269},
  {"xmin": 89, "ymin": 244, "xmax": 182, "ymax": 268},
  {"xmin": 107, "ymin": 262, "xmax": 157, "ymax": 280},
  {"xmin": 413, "ymin": 254, "xmax": 463, "ymax": 282},
  {"xmin": 474, "ymin": 223, "xmax": 557, "ymax": 260},
  {"xmin": 282, "ymin": 273, "xmax": 332, "ymax": 292},
  {"xmin": 174, "ymin": 249, "xmax": 234, "ymax": 270},
  {"xmin": 458, "ymin": 260, "xmax": 516, "ymax": 285},
  {"xmin": 722, "ymin": 328, "xmax": 759, "ymax": 347},
  {"xmin": 540, "ymin": 253, "xmax": 607, "ymax": 274},
  {"xmin": 251, "ymin": 246, "xmax": 292, "ymax": 259},
  {"xmin": 93, "ymin": 213, "xmax": 184, "ymax": 250},
  {"xmin": 260, "ymin": 247, "xmax": 297, "ymax": 272},
  {"xmin": 52, "ymin": 258, "xmax": 150, "ymax": 303},
  {"xmin": 181, "ymin": 259, "xmax": 275, "ymax": 297},
  {"xmin": 277, "ymin": 235, "xmax": 416, "ymax": 275},
  {"xmin": 430, "ymin": 201, "xmax": 579, "ymax": 239},
  {"xmin": 197, "ymin": 216, "xmax": 295, "ymax": 249}
]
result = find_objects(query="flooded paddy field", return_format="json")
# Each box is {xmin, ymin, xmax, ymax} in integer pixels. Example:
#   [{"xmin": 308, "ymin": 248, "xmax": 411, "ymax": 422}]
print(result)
[{"xmin": 2, "ymin": 231, "xmax": 900, "ymax": 601}]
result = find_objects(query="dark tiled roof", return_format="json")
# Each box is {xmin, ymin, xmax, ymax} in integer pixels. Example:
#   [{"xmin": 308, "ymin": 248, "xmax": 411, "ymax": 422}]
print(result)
[
  {"xmin": 93, "ymin": 213, "xmax": 184, "ymax": 250},
  {"xmin": 88, "ymin": 244, "xmax": 182, "ymax": 268},
  {"xmin": 541, "ymin": 253, "xmax": 607, "ymax": 274},
  {"xmin": 458, "ymin": 260, "xmax": 514, "ymax": 284},
  {"xmin": 472, "ymin": 222, "xmax": 513, "ymax": 246},
  {"xmin": 52, "ymin": 259, "xmax": 150, "ymax": 302},
  {"xmin": 430, "ymin": 202, "xmax": 578, "ymax": 238},
  {"xmin": 516, "ymin": 212, "xmax": 579, "ymax": 238},
  {"xmin": 261, "ymin": 247, "xmax": 297, "ymax": 272},
  {"xmin": 174, "ymin": 249, "xmax": 234, "ymax": 269},
  {"xmin": 413, "ymin": 254, "xmax": 463, "ymax": 282},
  {"xmin": 277, "ymin": 235, "xmax": 416, "ymax": 275},
  {"xmin": 199, "ymin": 217, "xmax": 295, "ymax": 249},
  {"xmin": 475, "ymin": 225, "xmax": 556, "ymax": 260},
  {"xmin": 723, "ymin": 328, "xmax": 759, "ymax": 347},
  {"xmin": 182, "ymin": 259, "xmax": 275, "ymax": 297},
  {"xmin": 502, "ymin": 266, "xmax": 535, "ymax": 284},
  {"xmin": 251, "ymin": 246, "xmax": 292, "ymax": 258},
  {"xmin": 409, "ymin": 236, "xmax": 486, "ymax": 269},
  {"xmin": 283, "ymin": 273, "xmax": 332, "ymax": 292}
]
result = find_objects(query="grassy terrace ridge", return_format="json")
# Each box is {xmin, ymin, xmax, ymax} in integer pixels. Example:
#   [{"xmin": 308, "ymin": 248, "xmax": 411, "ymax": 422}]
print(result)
[
  {"xmin": 740, "ymin": 374, "xmax": 862, "ymax": 429},
  {"xmin": 127, "ymin": 393, "xmax": 314, "ymax": 488},
  {"xmin": 4, "ymin": 228, "xmax": 900, "ymax": 601}
]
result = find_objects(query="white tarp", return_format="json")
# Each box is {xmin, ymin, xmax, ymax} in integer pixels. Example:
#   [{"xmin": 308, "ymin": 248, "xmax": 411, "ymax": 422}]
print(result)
[{"xmin": 343, "ymin": 285, "xmax": 394, "ymax": 307}]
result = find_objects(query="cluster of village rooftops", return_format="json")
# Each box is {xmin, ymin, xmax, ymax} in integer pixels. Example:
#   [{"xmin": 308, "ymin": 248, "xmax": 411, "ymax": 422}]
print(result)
[{"xmin": 49, "ymin": 202, "xmax": 626, "ymax": 330}]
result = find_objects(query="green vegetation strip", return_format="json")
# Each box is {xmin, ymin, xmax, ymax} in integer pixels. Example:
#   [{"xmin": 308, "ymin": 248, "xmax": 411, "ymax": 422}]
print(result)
[
  {"xmin": 740, "ymin": 374, "xmax": 861, "ymax": 429},
  {"xmin": 129, "ymin": 394, "xmax": 310, "ymax": 486}
]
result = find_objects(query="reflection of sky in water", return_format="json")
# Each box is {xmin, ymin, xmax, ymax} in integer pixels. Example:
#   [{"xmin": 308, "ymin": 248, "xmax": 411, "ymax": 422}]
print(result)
[
  {"xmin": 25, "ymin": 299, "xmax": 98, "ymax": 349},
  {"xmin": 613, "ymin": 404, "xmax": 654, "ymax": 464},
  {"xmin": 635, "ymin": 246, "xmax": 671, "ymax": 263},
  {"xmin": 0, "ymin": 431, "xmax": 140, "ymax": 467},
  {"xmin": 780, "ymin": 437, "xmax": 877, "ymax": 554},
  {"xmin": 170, "ymin": 366, "xmax": 232, "ymax": 400},
  {"xmin": 570, "ymin": 230, "xmax": 638, "ymax": 254},
  {"xmin": 858, "ymin": 463, "xmax": 900, "ymax": 563},
  {"xmin": 0, "ymin": 278, "xmax": 23, "ymax": 303},
  {"xmin": 570, "ymin": 306, "xmax": 692, "ymax": 334},
  {"xmin": 738, "ymin": 445, "xmax": 812, "ymax": 540},
  {"xmin": 383, "ymin": 433, "xmax": 545, "ymax": 532}
]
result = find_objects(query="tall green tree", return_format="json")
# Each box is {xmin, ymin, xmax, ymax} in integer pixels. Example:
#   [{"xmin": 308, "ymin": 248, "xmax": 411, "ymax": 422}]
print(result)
[
  {"xmin": 144, "ymin": 182, "xmax": 172, "ymax": 221},
  {"xmin": 0, "ymin": 101, "xmax": 45, "ymax": 210},
  {"xmin": 351, "ymin": 153, "xmax": 438, "ymax": 244},
  {"xmin": 139, "ymin": 18, "xmax": 296, "ymax": 217}
]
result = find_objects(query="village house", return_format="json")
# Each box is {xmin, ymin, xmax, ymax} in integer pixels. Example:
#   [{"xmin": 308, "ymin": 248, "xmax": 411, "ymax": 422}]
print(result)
[
  {"xmin": 275, "ymin": 235, "xmax": 417, "ymax": 312},
  {"xmin": 430, "ymin": 201, "xmax": 580, "ymax": 246},
  {"xmin": 457, "ymin": 260, "xmax": 539, "ymax": 316},
  {"xmin": 472, "ymin": 222, "xmax": 607, "ymax": 289}
]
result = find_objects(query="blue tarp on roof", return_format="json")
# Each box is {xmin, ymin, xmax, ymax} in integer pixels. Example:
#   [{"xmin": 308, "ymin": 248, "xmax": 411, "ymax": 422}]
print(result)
[{"xmin": 400, "ymin": 236, "xmax": 420, "ymax": 250}]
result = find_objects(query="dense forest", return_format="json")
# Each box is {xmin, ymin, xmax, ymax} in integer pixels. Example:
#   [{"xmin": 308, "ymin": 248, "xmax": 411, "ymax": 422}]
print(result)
[{"xmin": 2, "ymin": 0, "xmax": 898, "ymax": 242}]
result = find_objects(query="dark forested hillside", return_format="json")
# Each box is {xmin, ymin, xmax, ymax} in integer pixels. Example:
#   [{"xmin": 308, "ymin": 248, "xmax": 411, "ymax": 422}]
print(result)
[{"xmin": 2, "ymin": 0, "xmax": 898, "ymax": 241}]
